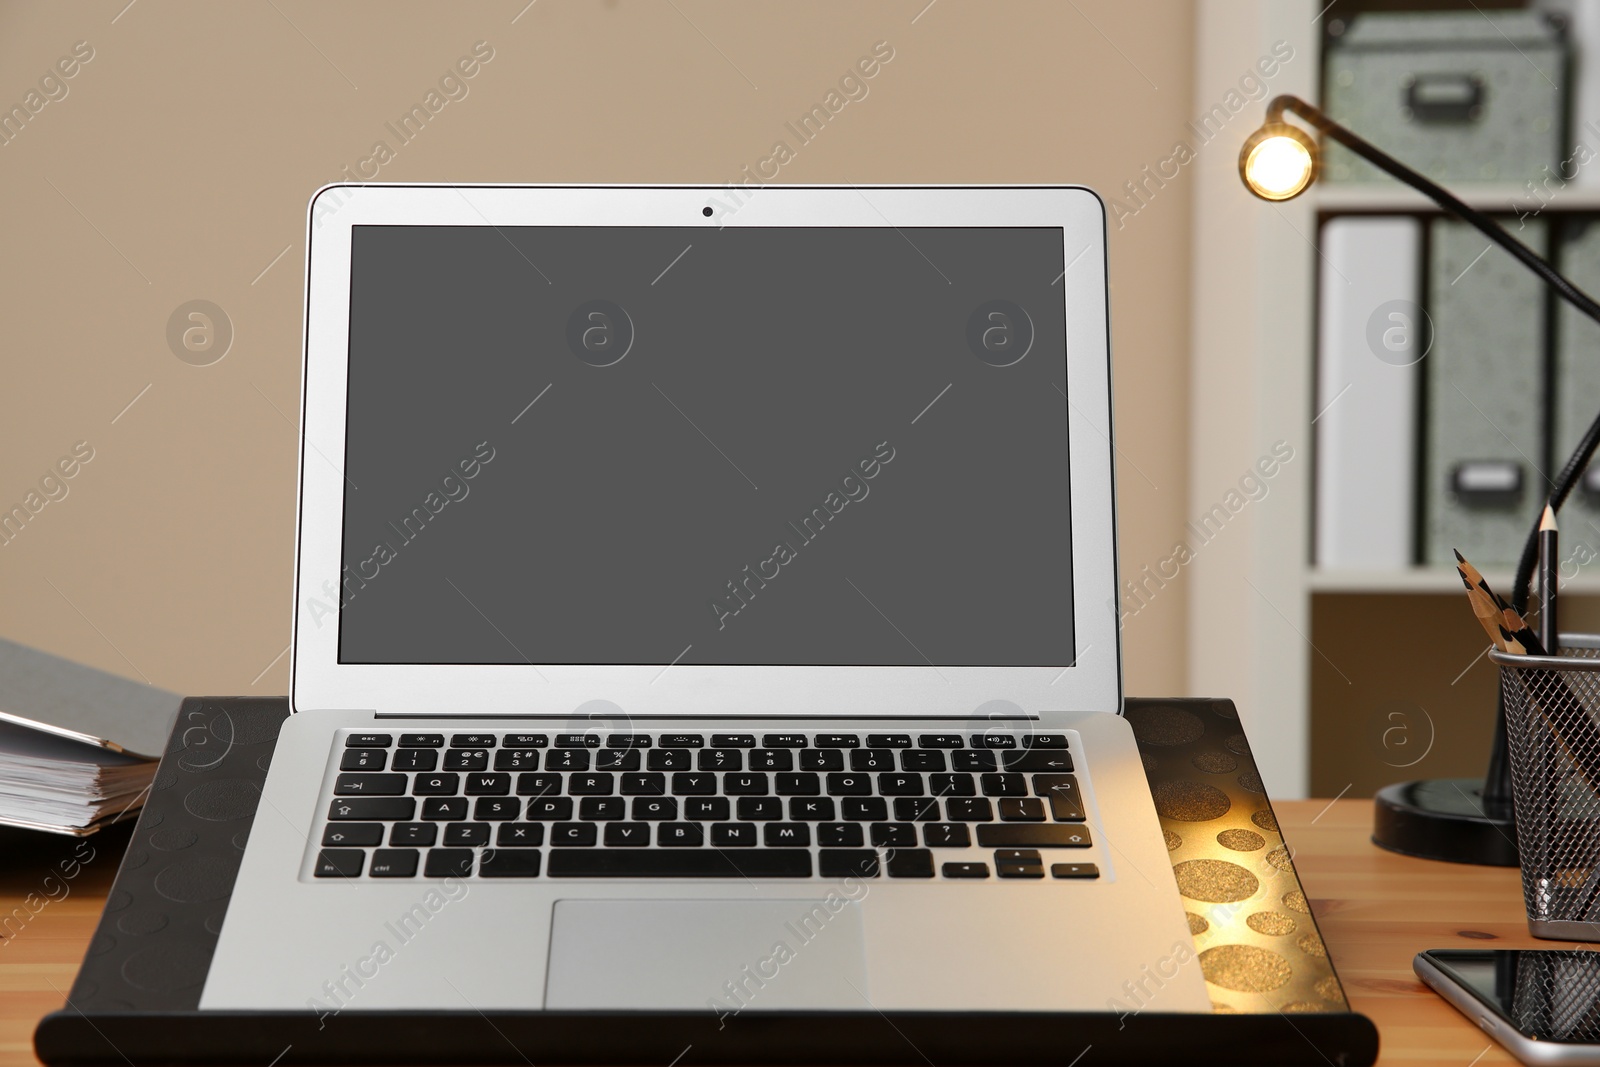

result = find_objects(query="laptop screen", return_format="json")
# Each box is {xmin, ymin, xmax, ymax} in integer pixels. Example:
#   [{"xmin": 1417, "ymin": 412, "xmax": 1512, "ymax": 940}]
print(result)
[{"xmin": 336, "ymin": 224, "xmax": 1074, "ymax": 667}]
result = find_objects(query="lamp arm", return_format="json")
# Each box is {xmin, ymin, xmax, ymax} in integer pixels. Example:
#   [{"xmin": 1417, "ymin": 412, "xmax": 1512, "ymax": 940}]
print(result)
[{"xmin": 1269, "ymin": 93, "xmax": 1600, "ymax": 614}]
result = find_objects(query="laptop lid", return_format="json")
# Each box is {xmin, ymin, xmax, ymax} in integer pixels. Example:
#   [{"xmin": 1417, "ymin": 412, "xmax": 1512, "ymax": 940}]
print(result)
[{"xmin": 291, "ymin": 185, "xmax": 1119, "ymax": 719}]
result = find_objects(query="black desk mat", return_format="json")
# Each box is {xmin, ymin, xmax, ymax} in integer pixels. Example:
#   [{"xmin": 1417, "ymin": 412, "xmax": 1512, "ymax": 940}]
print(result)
[{"xmin": 35, "ymin": 697, "xmax": 1377, "ymax": 1065}]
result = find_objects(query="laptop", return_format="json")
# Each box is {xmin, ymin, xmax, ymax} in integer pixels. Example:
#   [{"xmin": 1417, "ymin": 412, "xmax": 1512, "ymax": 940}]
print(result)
[{"xmin": 200, "ymin": 184, "xmax": 1211, "ymax": 1018}]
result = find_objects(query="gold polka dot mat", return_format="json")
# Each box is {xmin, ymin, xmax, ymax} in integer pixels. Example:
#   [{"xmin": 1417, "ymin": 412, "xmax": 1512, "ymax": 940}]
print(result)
[{"xmin": 1127, "ymin": 698, "xmax": 1349, "ymax": 1014}]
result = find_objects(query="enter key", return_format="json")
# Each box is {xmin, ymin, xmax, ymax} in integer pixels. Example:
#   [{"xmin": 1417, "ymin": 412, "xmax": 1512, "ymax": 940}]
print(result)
[{"xmin": 1031, "ymin": 773, "xmax": 1085, "ymax": 822}]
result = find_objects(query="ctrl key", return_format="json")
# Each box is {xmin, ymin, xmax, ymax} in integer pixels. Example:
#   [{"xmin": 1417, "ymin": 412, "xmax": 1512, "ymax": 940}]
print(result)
[{"xmin": 314, "ymin": 849, "xmax": 365, "ymax": 878}]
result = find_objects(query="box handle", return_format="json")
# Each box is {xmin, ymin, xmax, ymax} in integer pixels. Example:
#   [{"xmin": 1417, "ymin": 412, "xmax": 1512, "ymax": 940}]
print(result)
[
  {"xmin": 1452, "ymin": 460, "xmax": 1522, "ymax": 507},
  {"xmin": 1404, "ymin": 73, "xmax": 1485, "ymax": 124}
]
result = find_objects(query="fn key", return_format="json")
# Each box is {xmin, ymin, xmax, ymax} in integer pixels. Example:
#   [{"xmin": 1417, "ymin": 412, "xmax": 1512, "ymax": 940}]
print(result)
[{"xmin": 314, "ymin": 849, "xmax": 364, "ymax": 878}]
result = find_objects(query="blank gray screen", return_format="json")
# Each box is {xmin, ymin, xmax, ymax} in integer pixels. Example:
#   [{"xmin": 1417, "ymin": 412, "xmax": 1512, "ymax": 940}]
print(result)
[{"xmin": 337, "ymin": 224, "xmax": 1074, "ymax": 666}]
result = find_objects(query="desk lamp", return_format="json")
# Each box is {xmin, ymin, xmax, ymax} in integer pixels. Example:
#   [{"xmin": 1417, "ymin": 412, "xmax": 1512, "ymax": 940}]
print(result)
[{"xmin": 1240, "ymin": 93, "xmax": 1600, "ymax": 865}]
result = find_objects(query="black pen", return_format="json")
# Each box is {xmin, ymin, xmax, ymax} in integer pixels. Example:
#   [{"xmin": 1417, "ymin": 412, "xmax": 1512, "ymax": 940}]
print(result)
[{"xmin": 1540, "ymin": 503, "xmax": 1560, "ymax": 655}]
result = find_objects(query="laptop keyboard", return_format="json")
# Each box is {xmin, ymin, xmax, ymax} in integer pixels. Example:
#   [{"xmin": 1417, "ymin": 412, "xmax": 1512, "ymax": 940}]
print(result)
[{"xmin": 314, "ymin": 731, "xmax": 1096, "ymax": 882}]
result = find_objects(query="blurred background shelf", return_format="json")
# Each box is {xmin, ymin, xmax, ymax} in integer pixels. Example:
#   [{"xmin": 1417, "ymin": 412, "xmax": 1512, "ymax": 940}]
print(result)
[
  {"xmin": 1314, "ymin": 183, "xmax": 1600, "ymax": 213},
  {"xmin": 1308, "ymin": 569, "xmax": 1600, "ymax": 595}
]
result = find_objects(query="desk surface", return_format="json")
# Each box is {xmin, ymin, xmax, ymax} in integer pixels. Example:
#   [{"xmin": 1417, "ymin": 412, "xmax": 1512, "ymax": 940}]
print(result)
[{"xmin": 0, "ymin": 799, "xmax": 1544, "ymax": 1066}]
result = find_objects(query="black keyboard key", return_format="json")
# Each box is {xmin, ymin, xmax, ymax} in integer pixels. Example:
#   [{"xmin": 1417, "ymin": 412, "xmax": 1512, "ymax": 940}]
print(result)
[
  {"xmin": 820, "ymin": 848, "xmax": 880, "ymax": 878},
  {"xmin": 495, "ymin": 750, "xmax": 541, "ymax": 770},
  {"xmin": 698, "ymin": 749, "xmax": 742, "ymax": 771},
  {"xmin": 789, "ymin": 797, "xmax": 835, "ymax": 821},
  {"xmin": 1033, "ymin": 774, "xmax": 1086, "ymax": 821},
  {"xmin": 1001, "ymin": 750, "xmax": 1075, "ymax": 773},
  {"xmin": 818, "ymin": 823, "xmax": 863, "ymax": 847},
  {"xmin": 551, "ymin": 822, "xmax": 598, "ymax": 846},
  {"xmin": 711, "ymin": 733, "xmax": 755, "ymax": 748},
  {"xmin": 843, "ymin": 797, "xmax": 888, "ymax": 821},
  {"xmin": 633, "ymin": 797, "xmax": 678, "ymax": 820},
  {"xmin": 658, "ymin": 822, "xmax": 704, "ymax": 846},
  {"xmin": 930, "ymin": 773, "xmax": 976, "ymax": 796},
  {"xmin": 516, "ymin": 773, "xmax": 563, "ymax": 796},
  {"xmin": 870, "ymin": 822, "xmax": 917, "ymax": 847},
  {"xmin": 737, "ymin": 797, "xmax": 782, "ymax": 820},
  {"xmin": 997, "ymin": 861, "xmax": 1046, "ymax": 879},
  {"xmin": 604, "ymin": 822, "xmax": 651, "ymax": 846},
  {"xmin": 952, "ymin": 751, "xmax": 998, "ymax": 771},
  {"xmin": 725, "ymin": 773, "xmax": 769, "ymax": 795},
  {"xmin": 946, "ymin": 798, "xmax": 995, "ymax": 821},
  {"xmin": 496, "ymin": 823, "xmax": 544, "ymax": 846},
  {"xmin": 1051, "ymin": 862, "xmax": 1100, "ymax": 879},
  {"xmin": 314, "ymin": 849, "xmax": 365, "ymax": 877},
  {"xmin": 621, "ymin": 773, "xmax": 666, "ymax": 795},
  {"xmin": 569, "ymin": 773, "xmax": 615, "ymax": 795},
  {"xmin": 684, "ymin": 797, "xmax": 730, "ymax": 821},
  {"xmin": 421, "ymin": 797, "xmax": 467, "ymax": 821},
  {"xmin": 548, "ymin": 849, "xmax": 810, "ymax": 878},
  {"xmin": 900, "ymin": 750, "xmax": 945, "ymax": 771},
  {"xmin": 998, "ymin": 797, "xmax": 1046, "ymax": 821},
  {"xmin": 465, "ymin": 773, "xmax": 511, "ymax": 795},
  {"xmin": 776, "ymin": 772, "xmax": 821, "ymax": 796},
  {"xmin": 981, "ymin": 773, "xmax": 1028, "ymax": 797},
  {"xmin": 942, "ymin": 862, "xmax": 988, "ymax": 879},
  {"xmin": 606, "ymin": 734, "xmax": 652, "ymax": 748},
  {"xmin": 443, "ymin": 822, "xmax": 489, "ymax": 846},
  {"xmin": 894, "ymin": 797, "xmax": 941, "ymax": 822},
  {"xmin": 347, "ymin": 733, "xmax": 393, "ymax": 748},
  {"xmin": 800, "ymin": 750, "xmax": 845, "ymax": 771},
  {"xmin": 924, "ymin": 823, "xmax": 972, "ymax": 848},
  {"xmin": 335, "ymin": 772, "xmax": 407, "ymax": 796},
  {"xmin": 545, "ymin": 750, "xmax": 591, "ymax": 771},
  {"xmin": 671, "ymin": 773, "xmax": 718, "ymax": 795},
  {"xmin": 580, "ymin": 797, "xmax": 627, "ymax": 820},
  {"xmin": 412, "ymin": 773, "xmax": 461, "ymax": 796},
  {"xmin": 399, "ymin": 733, "xmax": 444, "ymax": 748},
  {"xmin": 370, "ymin": 849, "xmax": 419, "ymax": 877},
  {"xmin": 850, "ymin": 750, "xmax": 894, "ymax": 771},
  {"xmin": 995, "ymin": 848, "xmax": 1044, "ymax": 868},
  {"xmin": 815, "ymin": 733, "xmax": 860, "ymax": 748},
  {"xmin": 451, "ymin": 733, "xmax": 497, "ymax": 748},
  {"xmin": 392, "ymin": 749, "xmax": 438, "ymax": 771},
  {"xmin": 341, "ymin": 749, "xmax": 387, "ymax": 771},
  {"xmin": 425, "ymin": 848, "xmax": 475, "ymax": 878},
  {"xmin": 711, "ymin": 822, "xmax": 756, "ymax": 847},
  {"xmin": 322, "ymin": 823, "xmax": 381, "ymax": 846},
  {"xmin": 478, "ymin": 849, "xmax": 543, "ymax": 877},
  {"xmin": 919, "ymin": 734, "xmax": 964, "ymax": 748},
  {"xmin": 879, "ymin": 773, "xmax": 924, "ymax": 796},
  {"xmin": 659, "ymin": 734, "xmax": 705, "ymax": 748},
  {"xmin": 749, "ymin": 749, "xmax": 794, "ymax": 771},
  {"xmin": 762, "ymin": 733, "xmax": 808, "ymax": 748},
  {"xmin": 886, "ymin": 848, "xmax": 934, "ymax": 878},
  {"xmin": 555, "ymin": 733, "xmax": 601, "ymax": 748},
  {"xmin": 866, "ymin": 734, "xmax": 911, "ymax": 749},
  {"xmin": 826, "ymin": 773, "xmax": 873, "ymax": 796},
  {"xmin": 329, "ymin": 797, "xmax": 414, "ymax": 821},
  {"xmin": 503, "ymin": 734, "xmax": 548, "ymax": 747},
  {"xmin": 1023, "ymin": 733, "xmax": 1071, "ymax": 749},
  {"xmin": 525, "ymin": 797, "xmax": 574, "ymax": 820},
  {"xmin": 390, "ymin": 822, "xmax": 437, "ymax": 847},
  {"xmin": 646, "ymin": 749, "xmax": 691, "ymax": 771},
  {"xmin": 475, "ymin": 797, "xmax": 523, "ymax": 821},
  {"xmin": 972, "ymin": 733, "xmax": 1018, "ymax": 749},
  {"xmin": 977, "ymin": 825, "xmax": 1092, "ymax": 848},
  {"xmin": 595, "ymin": 750, "xmax": 641, "ymax": 771}
]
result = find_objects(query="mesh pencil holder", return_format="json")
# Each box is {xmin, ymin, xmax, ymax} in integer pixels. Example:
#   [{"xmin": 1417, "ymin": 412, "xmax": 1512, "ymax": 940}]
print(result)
[{"xmin": 1492, "ymin": 635, "xmax": 1600, "ymax": 941}]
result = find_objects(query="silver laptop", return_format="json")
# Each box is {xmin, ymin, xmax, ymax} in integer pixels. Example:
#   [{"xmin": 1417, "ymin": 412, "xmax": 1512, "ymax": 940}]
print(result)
[{"xmin": 201, "ymin": 184, "xmax": 1210, "ymax": 1017}]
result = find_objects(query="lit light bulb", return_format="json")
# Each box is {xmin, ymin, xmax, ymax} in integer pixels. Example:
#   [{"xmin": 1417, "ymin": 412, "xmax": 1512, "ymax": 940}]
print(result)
[{"xmin": 1238, "ymin": 123, "xmax": 1318, "ymax": 201}]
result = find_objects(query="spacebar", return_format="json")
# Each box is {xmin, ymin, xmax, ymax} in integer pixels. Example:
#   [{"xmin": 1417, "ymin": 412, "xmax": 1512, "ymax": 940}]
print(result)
[{"xmin": 547, "ymin": 848, "xmax": 812, "ymax": 878}]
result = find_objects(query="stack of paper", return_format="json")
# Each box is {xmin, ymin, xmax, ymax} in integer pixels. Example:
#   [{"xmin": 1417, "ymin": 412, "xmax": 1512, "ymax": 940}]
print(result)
[{"xmin": 0, "ymin": 720, "xmax": 155, "ymax": 834}]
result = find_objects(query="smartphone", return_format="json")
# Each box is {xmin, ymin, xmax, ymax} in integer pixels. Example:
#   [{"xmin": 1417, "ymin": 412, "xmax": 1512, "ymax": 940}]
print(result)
[{"xmin": 1416, "ymin": 949, "xmax": 1600, "ymax": 1065}]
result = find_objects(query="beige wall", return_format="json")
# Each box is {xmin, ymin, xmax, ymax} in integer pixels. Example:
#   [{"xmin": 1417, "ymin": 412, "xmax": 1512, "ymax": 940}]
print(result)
[{"xmin": 0, "ymin": 0, "xmax": 1197, "ymax": 699}]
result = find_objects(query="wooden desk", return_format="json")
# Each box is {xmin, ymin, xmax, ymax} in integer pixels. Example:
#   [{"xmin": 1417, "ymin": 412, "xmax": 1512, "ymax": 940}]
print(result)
[{"xmin": 0, "ymin": 801, "xmax": 1546, "ymax": 1066}]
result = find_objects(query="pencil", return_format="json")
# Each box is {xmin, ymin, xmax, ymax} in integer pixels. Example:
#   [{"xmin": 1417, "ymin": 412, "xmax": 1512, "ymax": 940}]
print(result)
[
  {"xmin": 1541, "ymin": 504, "xmax": 1560, "ymax": 655},
  {"xmin": 1454, "ymin": 549, "xmax": 1541, "ymax": 654}
]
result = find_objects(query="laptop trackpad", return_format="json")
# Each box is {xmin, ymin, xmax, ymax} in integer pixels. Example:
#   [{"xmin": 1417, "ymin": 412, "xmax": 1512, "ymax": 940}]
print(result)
[{"xmin": 545, "ymin": 899, "xmax": 868, "ymax": 1010}]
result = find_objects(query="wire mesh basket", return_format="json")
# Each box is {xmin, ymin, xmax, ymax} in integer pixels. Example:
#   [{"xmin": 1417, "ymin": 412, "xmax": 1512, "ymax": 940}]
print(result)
[{"xmin": 1492, "ymin": 635, "xmax": 1600, "ymax": 941}]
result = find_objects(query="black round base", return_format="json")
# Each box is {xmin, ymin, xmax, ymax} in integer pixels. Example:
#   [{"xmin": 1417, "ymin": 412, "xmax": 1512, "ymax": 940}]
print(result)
[{"xmin": 1372, "ymin": 777, "xmax": 1520, "ymax": 867}]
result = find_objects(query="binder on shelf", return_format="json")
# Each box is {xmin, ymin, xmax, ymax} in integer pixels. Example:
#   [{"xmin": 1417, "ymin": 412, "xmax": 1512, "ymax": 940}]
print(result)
[
  {"xmin": 1315, "ymin": 217, "xmax": 1421, "ymax": 569},
  {"xmin": 1555, "ymin": 218, "xmax": 1600, "ymax": 545},
  {"xmin": 1424, "ymin": 218, "xmax": 1547, "ymax": 567}
]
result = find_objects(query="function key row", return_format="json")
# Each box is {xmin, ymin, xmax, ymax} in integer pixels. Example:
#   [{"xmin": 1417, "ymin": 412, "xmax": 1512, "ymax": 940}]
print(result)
[
  {"xmin": 341, "ymin": 747, "xmax": 1071, "ymax": 774},
  {"xmin": 346, "ymin": 732, "xmax": 1073, "ymax": 751}
]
